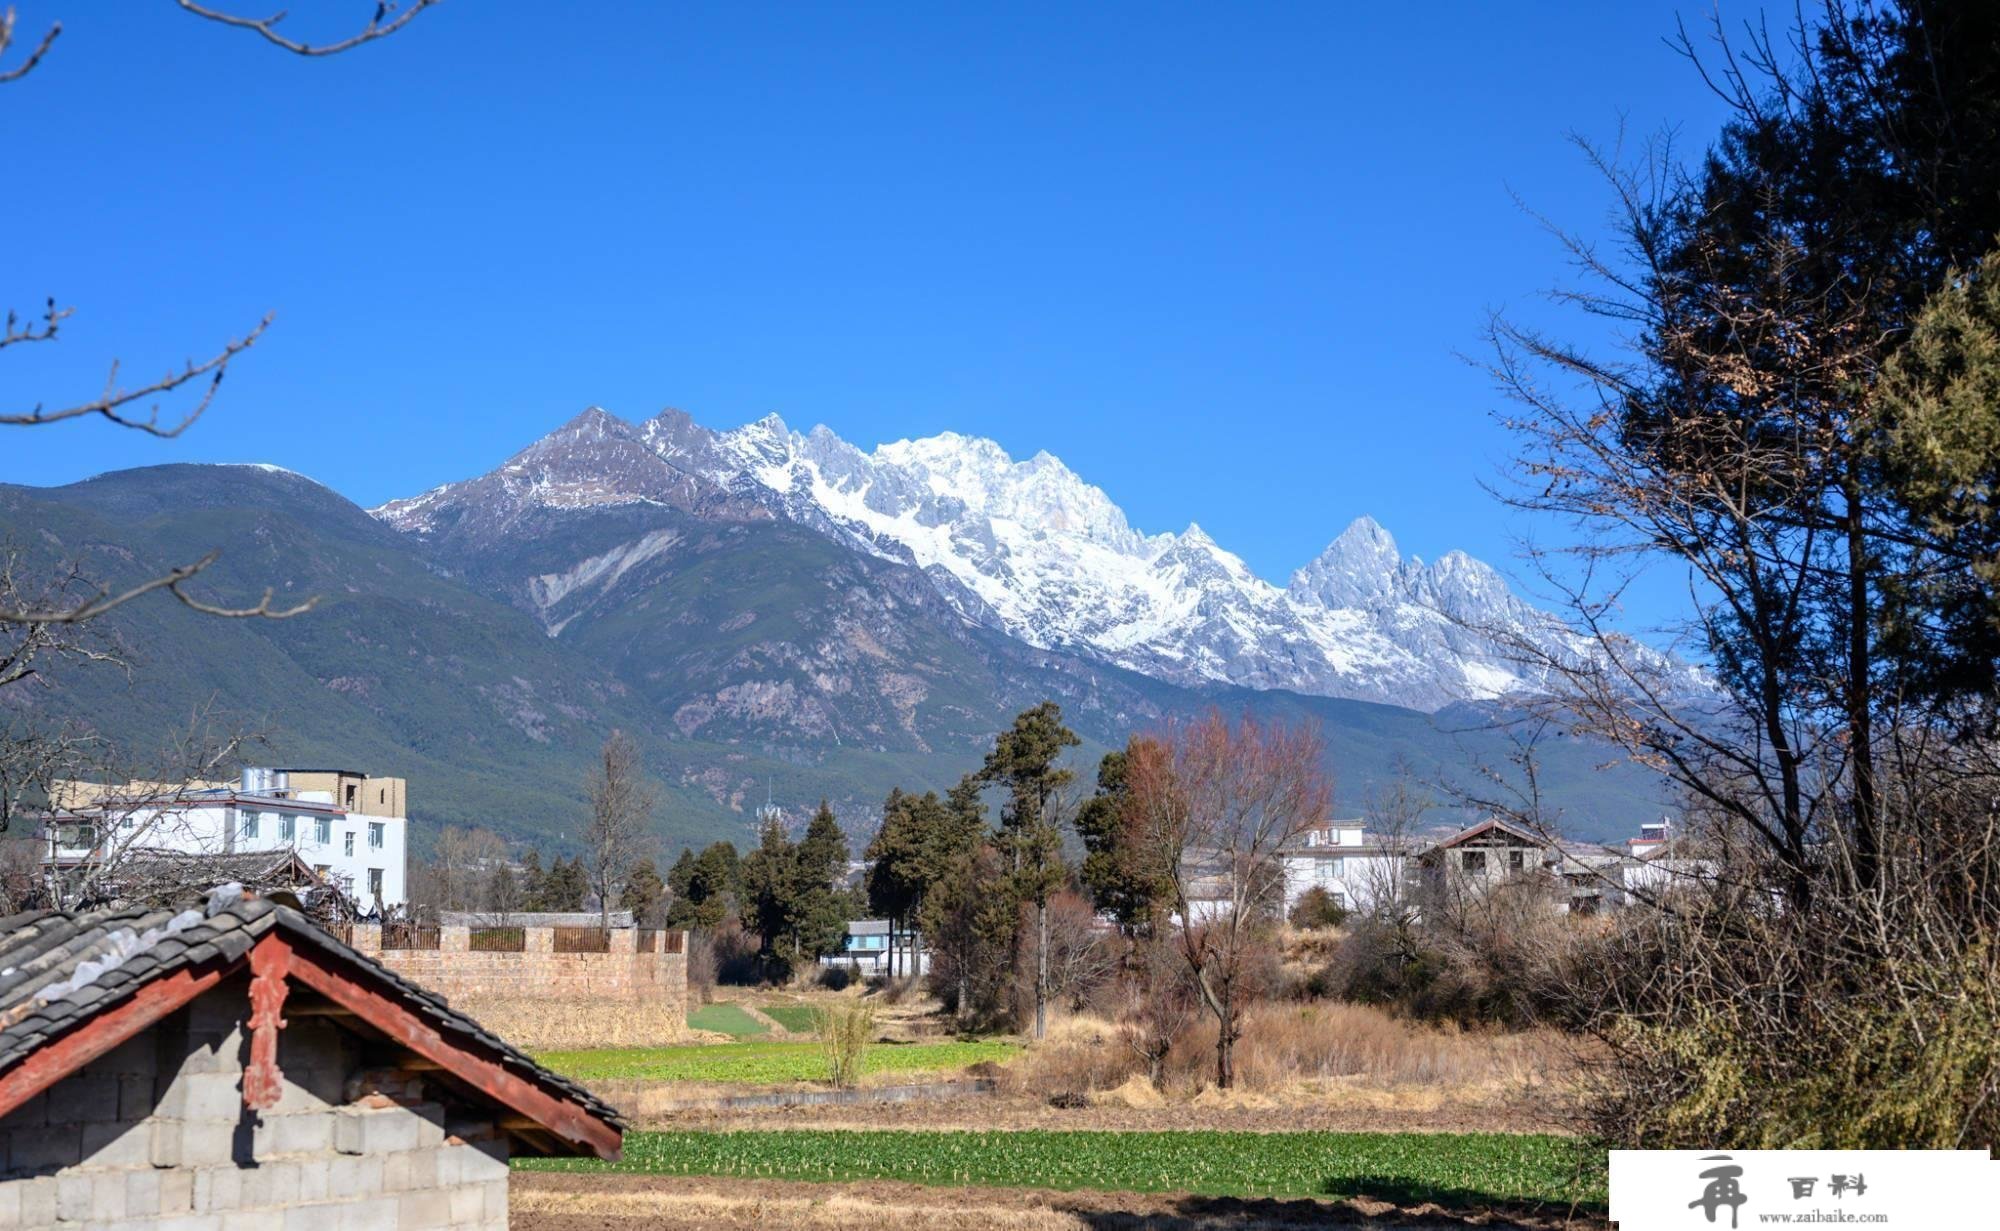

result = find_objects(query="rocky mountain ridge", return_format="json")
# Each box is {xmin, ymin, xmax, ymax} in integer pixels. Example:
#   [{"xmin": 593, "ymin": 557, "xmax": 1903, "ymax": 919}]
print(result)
[{"xmin": 377, "ymin": 407, "xmax": 1588, "ymax": 711}]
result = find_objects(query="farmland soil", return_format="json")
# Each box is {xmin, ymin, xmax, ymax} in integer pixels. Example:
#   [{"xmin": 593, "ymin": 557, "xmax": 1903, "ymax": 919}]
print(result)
[{"xmin": 512, "ymin": 1172, "xmax": 1608, "ymax": 1230}]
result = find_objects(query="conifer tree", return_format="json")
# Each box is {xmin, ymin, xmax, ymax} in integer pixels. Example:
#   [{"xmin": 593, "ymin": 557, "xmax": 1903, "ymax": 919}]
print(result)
[
  {"xmin": 740, "ymin": 817, "xmax": 798, "ymax": 963},
  {"xmin": 620, "ymin": 856, "xmax": 667, "ymax": 925},
  {"xmin": 1075, "ymin": 744, "xmax": 1171, "ymax": 931},
  {"xmin": 792, "ymin": 800, "xmax": 851, "ymax": 961},
  {"xmin": 977, "ymin": 701, "xmax": 1079, "ymax": 1039}
]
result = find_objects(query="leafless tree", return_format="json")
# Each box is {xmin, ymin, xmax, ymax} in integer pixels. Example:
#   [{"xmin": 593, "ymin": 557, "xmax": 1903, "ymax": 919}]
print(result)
[
  {"xmin": 0, "ymin": 835, "xmax": 45, "ymax": 912},
  {"xmin": 1117, "ymin": 932, "xmax": 1197, "ymax": 1090},
  {"xmin": 40, "ymin": 710, "xmax": 257, "ymax": 908},
  {"xmin": 582, "ymin": 730, "xmax": 655, "ymax": 931},
  {"xmin": 1042, "ymin": 889, "xmax": 1118, "ymax": 1013},
  {"xmin": 1, "ymin": 2, "xmax": 433, "ymax": 631},
  {"xmin": 0, "ymin": 3, "xmax": 436, "ymax": 880},
  {"xmin": 408, "ymin": 825, "xmax": 506, "ymax": 917},
  {"xmin": 1356, "ymin": 762, "xmax": 1431, "ymax": 919},
  {"xmin": 1127, "ymin": 711, "xmax": 1331, "ymax": 1088}
]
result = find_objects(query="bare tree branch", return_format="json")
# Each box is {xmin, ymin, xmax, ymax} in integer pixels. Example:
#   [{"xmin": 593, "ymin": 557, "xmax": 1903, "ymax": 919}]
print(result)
[
  {"xmin": 0, "ymin": 7, "xmax": 59, "ymax": 84},
  {"xmin": 0, "ymin": 298, "xmax": 70, "ymax": 351},
  {"xmin": 2, "ymin": 314, "xmax": 271, "ymax": 438},
  {"xmin": 0, "ymin": 550, "xmax": 316, "ymax": 626},
  {"xmin": 175, "ymin": 0, "xmax": 439, "ymax": 57}
]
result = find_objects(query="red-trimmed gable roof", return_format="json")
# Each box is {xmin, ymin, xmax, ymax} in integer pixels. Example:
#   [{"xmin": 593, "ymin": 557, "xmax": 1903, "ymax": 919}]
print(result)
[{"xmin": 0, "ymin": 896, "xmax": 622, "ymax": 1160}]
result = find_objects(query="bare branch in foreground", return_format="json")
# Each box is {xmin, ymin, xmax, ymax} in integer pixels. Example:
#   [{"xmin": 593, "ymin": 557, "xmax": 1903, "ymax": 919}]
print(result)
[
  {"xmin": 0, "ymin": 8, "xmax": 59, "ymax": 84},
  {"xmin": 0, "ymin": 551, "xmax": 316, "ymax": 627},
  {"xmin": 2, "ymin": 314, "xmax": 271, "ymax": 438},
  {"xmin": 175, "ymin": 0, "xmax": 439, "ymax": 57},
  {"xmin": 0, "ymin": 297, "xmax": 71, "ymax": 351}
]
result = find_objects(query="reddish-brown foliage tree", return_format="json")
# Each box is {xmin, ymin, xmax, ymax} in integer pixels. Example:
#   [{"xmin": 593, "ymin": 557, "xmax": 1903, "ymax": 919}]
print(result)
[{"xmin": 1124, "ymin": 711, "xmax": 1330, "ymax": 1088}]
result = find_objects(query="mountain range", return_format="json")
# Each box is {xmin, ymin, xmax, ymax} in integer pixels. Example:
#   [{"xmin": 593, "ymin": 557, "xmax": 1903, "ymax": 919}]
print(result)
[
  {"xmin": 379, "ymin": 407, "xmax": 1586, "ymax": 712},
  {"xmin": 0, "ymin": 407, "xmax": 1674, "ymax": 852}
]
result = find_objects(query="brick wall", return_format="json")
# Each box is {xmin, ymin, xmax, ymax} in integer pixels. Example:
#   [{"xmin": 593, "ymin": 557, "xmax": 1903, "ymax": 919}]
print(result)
[
  {"xmin": 0, "ymin": 974, "xmax": 511, "ymax": 1230},
  {"xmin": 359, "ymin": 925, "xmax": 688, "ymax": 1024}
]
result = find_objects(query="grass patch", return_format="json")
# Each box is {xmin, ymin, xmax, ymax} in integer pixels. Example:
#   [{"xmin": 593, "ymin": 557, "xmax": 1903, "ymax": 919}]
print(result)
[
  {"xmin": 759, "ymin": 1004, "xmax": 819, "ymax": 1034},
  {"xmin": 517, "ymin": 1128, "xmax": 1608, "ymax": 1209},
  {"xmin": 538, "ymin": 1039, "xmax": 1018, "ymax": 1085},
  {"xmin": 687, "ymin": 1003, "xmax": 770, "ymax": 1038}
]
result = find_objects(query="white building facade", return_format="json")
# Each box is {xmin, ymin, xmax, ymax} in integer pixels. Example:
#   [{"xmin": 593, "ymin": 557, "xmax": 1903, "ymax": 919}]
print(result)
[
  {"xmin": 1280, "ymin": 820, "xmax": 1412, "ymax": 916},
  {"xmin": 48, "ymin": 767, "xmax": 410, "ymax": 913}
]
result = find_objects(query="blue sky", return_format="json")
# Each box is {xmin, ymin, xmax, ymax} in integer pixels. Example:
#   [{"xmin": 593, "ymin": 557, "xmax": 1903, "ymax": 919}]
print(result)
[{"xmin": 3, "ymin": 2, "xmax": 1732, "ymax": 627}]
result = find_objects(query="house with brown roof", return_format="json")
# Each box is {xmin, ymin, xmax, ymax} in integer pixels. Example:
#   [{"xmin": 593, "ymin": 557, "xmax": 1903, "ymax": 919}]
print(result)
[
  {"xmin": 0, "ymin": 889, "xmax": 622, "ymax": 1228},
  {"xmin": 1419, "ymin": 816, "xmax": 1643, "ymax": 914}
]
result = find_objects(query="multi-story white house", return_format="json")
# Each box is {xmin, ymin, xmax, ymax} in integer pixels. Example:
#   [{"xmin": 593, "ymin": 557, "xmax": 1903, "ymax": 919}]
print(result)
[
  {"xmin": 46, "ymin": 767, "xmax": 410, "ymax": 913},
  {"xmin": 1280, "ymin": 819, "xmax": 1415, "ymax": 916}
]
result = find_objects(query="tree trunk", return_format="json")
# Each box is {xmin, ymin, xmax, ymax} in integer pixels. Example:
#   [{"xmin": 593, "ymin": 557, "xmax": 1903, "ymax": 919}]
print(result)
[
  {"xmin": 1843, "ymin": 480, "xmax": 1879, "ymax": 891},
  {"xmin": 1034, "ymin": 896, "xmax": 1048, "ymax": 1040},
  {"xmin": 1215, "ymin": 1010, "xmax": 1234, "ymax": 1089}
]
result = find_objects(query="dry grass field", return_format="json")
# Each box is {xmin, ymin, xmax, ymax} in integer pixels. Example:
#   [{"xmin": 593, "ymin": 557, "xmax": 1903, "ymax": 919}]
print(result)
[{"xmin": 998, "ymin": 1002, "xmax": 1576, "ymax": 1131}]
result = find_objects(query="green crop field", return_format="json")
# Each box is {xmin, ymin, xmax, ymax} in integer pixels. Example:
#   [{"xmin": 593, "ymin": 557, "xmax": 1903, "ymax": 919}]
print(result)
[
  {"xmin": 537, "ymin": 1040, "xmax": 1017, "ymax": 1085},
  {"xmin": 686, "ymin": 1003, "xmax": 771, "ymax": 1038},
  {"xmin": 757, "ymin": 1004, "xmax": 819, "ymax": 1033},
  {"xmin": 517, "ymin": 1128, "xmax": 1608, "ymax": 1210}
]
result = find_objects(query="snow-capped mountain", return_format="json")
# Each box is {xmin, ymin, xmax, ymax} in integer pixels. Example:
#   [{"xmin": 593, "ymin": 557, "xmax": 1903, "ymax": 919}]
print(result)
[{"xmin": 374, "ymin": 407, "xmax": 1586, "ymax": 711}]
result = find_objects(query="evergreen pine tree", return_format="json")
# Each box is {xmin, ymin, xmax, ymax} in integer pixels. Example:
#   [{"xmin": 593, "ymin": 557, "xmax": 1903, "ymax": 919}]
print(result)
[{"xmin": 620, "ymin": 856, "xmax": 667, "ymax": 924}]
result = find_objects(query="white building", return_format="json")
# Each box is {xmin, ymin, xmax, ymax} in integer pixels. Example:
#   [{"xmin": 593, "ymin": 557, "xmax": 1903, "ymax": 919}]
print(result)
[
  {"xmin": 1616, "ymin": 818, "xmax": 1715, "ymax": 900},
  {"xmin": 47, "ymin": 766, "xmax": 410, "ymax": 913},
  {"xmin": 1281, "ymin": 819, "xmax": 1414, "ymax": 916},
  {"xmin": 820, "ymin": 919, "xmax": 931, "ymax": 977}
]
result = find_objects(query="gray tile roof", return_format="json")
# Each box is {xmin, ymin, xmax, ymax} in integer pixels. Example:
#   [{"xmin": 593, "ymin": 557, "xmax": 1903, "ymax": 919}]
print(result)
[{"xmin": 0, "ymin": 895, "xmax": 623, "ymax": 1144}]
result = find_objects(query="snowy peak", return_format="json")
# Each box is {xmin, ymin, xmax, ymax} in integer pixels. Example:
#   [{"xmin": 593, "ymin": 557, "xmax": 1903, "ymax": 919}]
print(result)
[
  {"xmin": 372, "ymin": 407, "xmax": 1592, "ymax": 711},
  {"xmin": 1288, "ymin": 516, "xmax": 1403, "ymax": 608},
  {"xmin": 371, "ymin": 407, "xmax": 761, "ymax": 541}
]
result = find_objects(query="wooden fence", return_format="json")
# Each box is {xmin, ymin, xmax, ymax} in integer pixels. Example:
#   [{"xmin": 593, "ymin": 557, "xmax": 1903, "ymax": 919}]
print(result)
[
  {"xmin": 552, "ymin": 925, "xmax": 610, "ymax": 953},
  {"xmin": 469, "ymin": 926, "xmax": 526, "ymax": 952},
  {"xmin": 381, "ymin": 922, "xmax": 441, "ymax": 951}
]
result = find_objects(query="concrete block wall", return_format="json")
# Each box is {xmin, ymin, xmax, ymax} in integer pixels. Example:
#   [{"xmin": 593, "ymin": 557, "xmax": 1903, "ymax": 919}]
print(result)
[
  {"xmin": 0, "ymin": 976, "xmax": 510, "ymax": 1230},
  {"xmin": 355, "ymin": 924, "xmax": 688, "ymax": 1025}
]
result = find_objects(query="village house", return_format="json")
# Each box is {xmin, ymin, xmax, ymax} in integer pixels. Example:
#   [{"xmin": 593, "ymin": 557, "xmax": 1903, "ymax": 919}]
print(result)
[
  {"xmin": 820, "ymin": 919, "xmax": 932, "ymax": 977},
  {"xmin": 46, "ymin": 768, "xmax": 411, "ymax": 914},
  {"xmin": 0, "ymin": 889, "xmax": 622, "ymax": 1229},
  {"xmin": 1252, "ymin": 812, "xmax": 1700, "ymax": 926},
  {"xmin": 1280, "ymin": 819, "xmax": 1416, "ymax": 917},
  {"xmin": 1418, "ymin": 817, "xmax": 1655, "ymax": 915}
]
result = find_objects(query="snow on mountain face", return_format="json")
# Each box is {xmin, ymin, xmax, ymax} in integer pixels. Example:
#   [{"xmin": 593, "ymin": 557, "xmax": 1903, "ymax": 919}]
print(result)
[
  {"xmin": 372, "ymin": 408, "xmax": 1586, "ymax": 711},
  {"xmin": 373, "ymin": 407, "xmax": 762, "ymax": 544}
]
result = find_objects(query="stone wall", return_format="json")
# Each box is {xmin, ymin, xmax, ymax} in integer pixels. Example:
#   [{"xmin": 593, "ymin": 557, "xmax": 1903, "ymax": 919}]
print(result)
[
  {"xmin": 357, "ymin": 925, "xmax": 688, "ymax": 1024},
  {"xmin": 0, "ymin": 974, "xmax": 510, "ymax": 1230}
]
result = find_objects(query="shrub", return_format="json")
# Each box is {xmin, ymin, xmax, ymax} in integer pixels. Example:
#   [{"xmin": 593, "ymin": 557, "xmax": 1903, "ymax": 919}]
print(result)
[
  {"xmin": 1560, "ymin": 863, "xmax": 2000, "ymax": 1150},
  {"xmin": 868, "ymin": 973, "xmax": 920, "ymax": 1004},
  {"xmin": 707, "ymin": 917, "xmax": 764, "ymax": 986},
  {"xmin": 1287, "ymin": 886, "xmax": 1349, "ymax": 930},
  {"xmin": 812, "ymin": 999, "xmax": 878, "ymax": 1088}
]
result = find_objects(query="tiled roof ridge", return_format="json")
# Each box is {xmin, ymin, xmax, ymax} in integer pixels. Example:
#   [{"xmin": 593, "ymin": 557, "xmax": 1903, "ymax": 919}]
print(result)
[{"xmin": 0, "ymin": 894, "xmax": 623, "ymax": 1139}]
